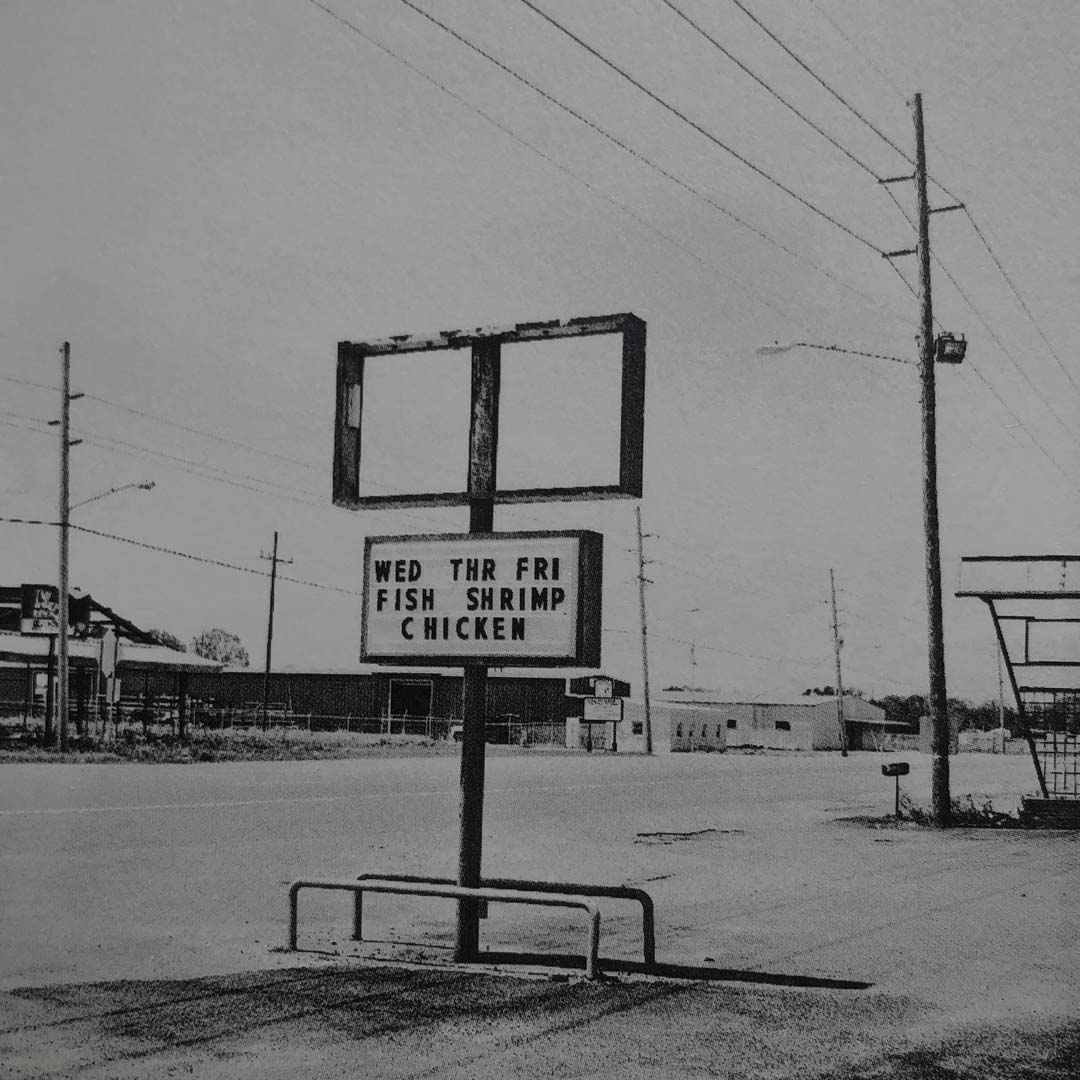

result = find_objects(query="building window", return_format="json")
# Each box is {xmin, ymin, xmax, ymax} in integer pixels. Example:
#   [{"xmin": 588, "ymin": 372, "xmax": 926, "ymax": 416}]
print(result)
[
  {"xmin": 727, "ymin": 718, "xmax": 737, "ymax": 729},
  {"xmin": 701, "ymin": 724, "xmax": 707, "ymax": 738},
  {"xmin": 716, "ymin": 725, "xmax": 722, "ymax": 739},
  {"xmin": 675, "ymin": 724, "xmax": 683, "ymax": 738},
  {"xmin": 631, "ymin": 721, "xmax": 643, "ymax": 735},
  {"xmin": 775, "ymin": 720, "xmax": 791, "ymax": 731},
  {"xmin": 389, "ymin": 678, "xmax": 433, "ymax": 718}
]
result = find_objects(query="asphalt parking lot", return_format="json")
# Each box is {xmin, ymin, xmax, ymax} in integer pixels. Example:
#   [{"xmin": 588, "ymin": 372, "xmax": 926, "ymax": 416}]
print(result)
[{"xmin": 1, "ymin": 750, "xmax": 1077, "ymax": 1077}]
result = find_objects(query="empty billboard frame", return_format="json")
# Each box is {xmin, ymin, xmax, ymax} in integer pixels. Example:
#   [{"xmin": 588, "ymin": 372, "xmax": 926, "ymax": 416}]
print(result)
[{"xmin": 333, "ymin": 312, "xmax": 645, "ymax": 509}]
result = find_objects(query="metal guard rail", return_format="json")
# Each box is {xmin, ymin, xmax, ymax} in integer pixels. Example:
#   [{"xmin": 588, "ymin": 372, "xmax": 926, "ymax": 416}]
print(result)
[
  {"xmin": 351, "ymin": 873, "xmax": 655, "ymax": 968},
  {"xmin": 288, "ymin": 879, "xmax": 603, "ymax": 979}
]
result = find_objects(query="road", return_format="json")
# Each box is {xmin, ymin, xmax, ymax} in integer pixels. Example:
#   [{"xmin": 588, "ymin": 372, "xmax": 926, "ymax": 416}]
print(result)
[{"xmin": 0, "ymin": 749, "xmax": 1077, "ymax": 1077}]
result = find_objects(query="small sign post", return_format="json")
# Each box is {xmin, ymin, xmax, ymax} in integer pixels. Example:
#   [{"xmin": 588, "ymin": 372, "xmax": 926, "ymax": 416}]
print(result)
[{"xmin": 881, "ymin": 761, "xmax": 910, "ymax": 820}]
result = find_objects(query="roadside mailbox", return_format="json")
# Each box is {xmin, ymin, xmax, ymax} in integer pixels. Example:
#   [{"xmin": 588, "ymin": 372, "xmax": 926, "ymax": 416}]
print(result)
[{"xmin": 881, "ymin": 761, "xmax": 910, "ymax": 820}]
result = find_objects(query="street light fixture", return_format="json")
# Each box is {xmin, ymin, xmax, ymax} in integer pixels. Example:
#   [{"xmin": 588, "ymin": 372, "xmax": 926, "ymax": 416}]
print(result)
[
  {"xmin": 71, "ymin": 481, "xmax": 156, "ymax": 511},
  {"xmin": 755, "ymin": 342, "xmax": 912, "ymax": 364}
]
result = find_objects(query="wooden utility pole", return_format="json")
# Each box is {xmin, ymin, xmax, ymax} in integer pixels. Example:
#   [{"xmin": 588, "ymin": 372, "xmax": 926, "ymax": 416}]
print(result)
[
  {"xmin": 914, "ymin": 93, "xmax": 951, "ymax": 827},
  {"xmin": 635, "ymin": 505, "xmax": 653, "ymax": 754},
  {"xmin": 57, "ymin": 343, "xmax": 72, "ymax": 751},
  {"xmin": 829, "ymin": 569, "xmax": 848, "ymax": 756},
  {"xmin": 259, "ymin": 531, "xmax": 292, "ymax": 730},
  {"xmin": 455, "ymin": 338, "xmax": 500, "ymax": 962}
]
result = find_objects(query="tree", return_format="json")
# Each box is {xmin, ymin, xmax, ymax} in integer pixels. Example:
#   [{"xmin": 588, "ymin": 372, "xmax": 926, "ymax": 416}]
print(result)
[
  {"xmin": 191, "ymin": 628, "xmax": 249, "ymax": 667},
  {"xmin": 147, "ymin": 628, "xmax": 187, "ymax": 652},
  {"xmin": 801, "ymin": 686, "xmax": 864, "ymax": 698}
]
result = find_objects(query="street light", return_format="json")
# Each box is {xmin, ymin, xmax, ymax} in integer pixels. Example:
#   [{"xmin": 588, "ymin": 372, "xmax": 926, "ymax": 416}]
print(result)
[
  {"xmin": 71, "ymin": 481, "xmax": 155, "ymax": 511},
  {"xmin": 755, "ymin": 342, "xmax": 911, "ymax": 364},
  {"xmin": 758, "ymin": 329, "xmax": 964, "ymax": 821},
  {"xmin": 56, "ymin": 477, "xmax": 154, "ymax": 749}
]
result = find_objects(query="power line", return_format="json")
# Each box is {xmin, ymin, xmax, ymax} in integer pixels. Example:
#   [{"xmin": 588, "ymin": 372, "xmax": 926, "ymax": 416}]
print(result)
[
  {"xmin": 962, "ymin": 207, "xmax": 1080, "ymax": 399},
  {"xmin": 514, "ymin": 0, "xmax": 883, "ymax": 254},
  {"xmin": 804, "ymin": 0, "xmax": 907, "ymax": 100},
  {"xmin": 303, "ymin": 0, "xmax": 812, "ymax": 333},
  {"xmin": 0, "ymin": 408, "xmax": 54, "ymax": 427},
  {"xmin": 659, "ymin": 0, "xmax": 882, "ymax": 181},
  {"xmin": 388, "ymin": 0, "xmax": 908, "ymax": 324},
  {"xmin": 728, "ymin": 0, "xmax": 967, "ymax": 209},
  {"xmin": 79, "ymin": 392, "xmax": 322, "ymax": 472},
  {"xmin": 77, "ymin": 427, "xmax": 320, "ymax": 496},
  {"xmin": 69, "ymin": 523, "xmax": 362, "ymax": 596},
  {"xmin": 603, "ymin": 626, "xmax": 827, "ymax": 670},
  {"xmin": 74, "ymin": 431, "xmax": 327, "ymax": 508},
  {"xmin": 727, "ymin": 0, "xmax": 910, "ymax": 168},
  {"xmin": 3, "ymin": 369, "xmax": 327, "ymax": 475},
  {"xmin": 958, "ymin": 363, "xmax": 1079, "ymax": 491},
  {"xmin": 0, "ymin": 373, "xmax": 55, "ymax": 393},
  {"xmin": 878, "ymin": 177, "xmax": 1080, "ymax": 474},
  {"xmin": 802, "ymin": 1, "xmax": 988, "ymax": 199},
  {"xmin": 0, "ymin": 516, "xmax": 357, "ymax": 594},
  {"xmin": 931, "ymin": 250, "xmax": 1080, "ymax": 459}
]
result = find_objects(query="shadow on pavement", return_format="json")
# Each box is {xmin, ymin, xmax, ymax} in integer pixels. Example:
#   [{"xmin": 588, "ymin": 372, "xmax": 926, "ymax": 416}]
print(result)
[{"xmin": 479, "ymin": 949, "xmax": 873, "ymax": 990}]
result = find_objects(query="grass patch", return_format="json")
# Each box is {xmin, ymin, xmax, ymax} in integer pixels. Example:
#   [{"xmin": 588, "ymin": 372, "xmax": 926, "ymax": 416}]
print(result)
[
  {"xmin": 896, "ymin": 792, "xmax": 1024, "ymax": 828},
  {"xmin": 0, "ymin": 729, "xmax": 459, "ymax": 764}
]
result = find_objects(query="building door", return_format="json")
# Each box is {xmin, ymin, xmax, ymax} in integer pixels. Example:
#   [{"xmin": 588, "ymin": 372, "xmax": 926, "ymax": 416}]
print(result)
[{"xmin": 388, "ymin": 678, "xmax": 434, "ymax": 735}]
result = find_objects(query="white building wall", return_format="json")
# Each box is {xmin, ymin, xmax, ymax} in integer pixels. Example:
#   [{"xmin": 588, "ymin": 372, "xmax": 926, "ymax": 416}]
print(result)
[{"xmin": 619, "ymin": 701, "xmax": 728, "ymax": 753}]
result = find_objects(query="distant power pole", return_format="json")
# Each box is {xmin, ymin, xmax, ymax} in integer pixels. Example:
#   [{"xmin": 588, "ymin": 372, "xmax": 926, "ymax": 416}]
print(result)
[
  {"xmin": 259, "ymin": 531, "xmax": 292, "ymax": 730},
  {"xmin": 635, "ymin": 505, "xmax": 653, "ymax": 754},
  {"xmin": 53, "ymin": 343, "xmax": 82, "ymax": 751},
  {"xmin": 829, "ymin": 569, "xmax": 848, "ymax": 757}
]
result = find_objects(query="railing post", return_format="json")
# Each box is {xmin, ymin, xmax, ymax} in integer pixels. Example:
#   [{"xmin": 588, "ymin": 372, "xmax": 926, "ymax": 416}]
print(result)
[
  {"xmin": 353, "ymin": 890, "xmax": 364, "ymax": 941},
  {"xmin": 288, "ymin": 883, "xmax": 301, "ymax": 950}
]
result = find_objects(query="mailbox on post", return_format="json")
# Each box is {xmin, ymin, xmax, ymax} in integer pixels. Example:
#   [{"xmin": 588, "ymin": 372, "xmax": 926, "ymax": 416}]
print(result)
[{"xmin": 881, "ymin": 761, "xmax": 910, "ymax": 820}]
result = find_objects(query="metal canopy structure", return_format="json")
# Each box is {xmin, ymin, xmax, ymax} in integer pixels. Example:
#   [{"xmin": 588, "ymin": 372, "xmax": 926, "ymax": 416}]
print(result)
[{"xmin": 957, "ymin": 556, "xmax": 1080, "ymax": 799}]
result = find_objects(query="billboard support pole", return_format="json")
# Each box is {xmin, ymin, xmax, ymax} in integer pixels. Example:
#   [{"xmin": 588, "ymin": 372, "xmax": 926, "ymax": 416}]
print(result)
[{"xmin": 455, "ymin": 338, "xmax": 500, "ymax": 962}]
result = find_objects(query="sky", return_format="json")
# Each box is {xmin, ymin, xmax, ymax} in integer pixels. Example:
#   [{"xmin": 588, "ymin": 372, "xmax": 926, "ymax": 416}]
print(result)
[{"xmin": 2, "ymin": 0, "xmax": 1079, "ymax": 703}]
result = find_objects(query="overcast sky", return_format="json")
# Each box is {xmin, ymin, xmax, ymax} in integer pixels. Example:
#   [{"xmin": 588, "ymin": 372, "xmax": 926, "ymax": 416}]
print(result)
[{"xmin": 3, "ymin": 0, "xmax": 1079, "ymax": 702}]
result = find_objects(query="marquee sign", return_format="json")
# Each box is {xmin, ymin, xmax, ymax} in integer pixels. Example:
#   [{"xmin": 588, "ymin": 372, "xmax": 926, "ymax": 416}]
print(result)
[{"xmin": 361, "ymin": 531, "xmax": 602, "ymax": 666}]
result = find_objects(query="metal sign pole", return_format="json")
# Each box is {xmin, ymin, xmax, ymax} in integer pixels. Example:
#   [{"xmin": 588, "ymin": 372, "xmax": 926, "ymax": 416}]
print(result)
[{"xmin": 455, "ymin": 338, "xmax": 500, "ymax": 962}]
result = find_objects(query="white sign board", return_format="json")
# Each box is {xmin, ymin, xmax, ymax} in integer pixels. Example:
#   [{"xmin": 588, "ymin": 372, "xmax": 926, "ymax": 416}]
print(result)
[
  {"xmin": 361, "ymin": 531, "xmax": 602, "ymax": 666},
  {"xmin": 583, "ymin": 697, "xmax": 622, "ymax": 724}
]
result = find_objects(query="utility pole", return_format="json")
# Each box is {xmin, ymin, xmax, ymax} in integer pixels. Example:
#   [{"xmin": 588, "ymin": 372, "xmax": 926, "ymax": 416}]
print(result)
[
  {"xmin": 259, "ymin": 531, "xmax": 292, "ymax": 731},
  {"xmin": 635, "ymin": 505, "xmax": 653, "ymax": 754},
  {"xmin": 914, "ymin": 93, "xmax": 951, "ymax": 827},
  {"xmin": 56, "ymin": 343, "xmax": 72, "ymax": 751},
  {"xmin": 829, "ymin": 569, "xmax": 848, "ymax": 756}
]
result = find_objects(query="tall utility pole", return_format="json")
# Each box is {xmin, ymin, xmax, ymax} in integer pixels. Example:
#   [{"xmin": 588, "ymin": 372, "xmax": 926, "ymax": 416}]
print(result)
[
  {"xmin": 913, "ymin": 93, "xmax": 951, "ymax": 827},
  {"xmin": 57, "ymin": 343, "xmax": 72, "ymax": 751},
  {"xmin": 259, "ymin": 531, "xmax": 292, "ymax": 730},
  {"xmin": 829, "ymin": 569, "xmax": 848, "ymax": 757},
  {"xmin": 635, "ymin": 505, "xmax": 653, "ymax": 754}
]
